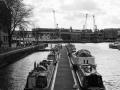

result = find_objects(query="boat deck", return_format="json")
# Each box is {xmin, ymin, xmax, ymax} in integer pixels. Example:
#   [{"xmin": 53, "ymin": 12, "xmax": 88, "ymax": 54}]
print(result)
[{"xmin": 53, "ymin": 46, "xmax": 74, "ymax": 90}]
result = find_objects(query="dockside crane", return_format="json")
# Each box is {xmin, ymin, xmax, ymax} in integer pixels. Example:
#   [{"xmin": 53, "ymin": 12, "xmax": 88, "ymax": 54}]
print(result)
[
  {"xmin": 93, "ymin": 15, "xmax": 97, "ymax": 31},
  {"xmin": 83, "ymin": 14, "xmax": 88, "ymax": 30},
  {"xmin": 53, "ymin": 10, "xmax": 58, "ymax": 28}
]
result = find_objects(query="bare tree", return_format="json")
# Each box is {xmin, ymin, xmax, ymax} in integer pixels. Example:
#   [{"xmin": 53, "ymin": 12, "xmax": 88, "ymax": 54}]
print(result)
[{"xmin": 1, "ymin": 0, "xmax": 33, "ymax": 46}]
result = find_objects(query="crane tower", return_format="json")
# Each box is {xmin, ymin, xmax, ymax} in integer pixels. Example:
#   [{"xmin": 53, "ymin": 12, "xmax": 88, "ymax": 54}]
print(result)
[
  {"xmin": 93, "ymin": 15, "xmax": 97, "ymax": 31},
  {"xmin": 53, "ymin": 10, "xmax": 58, "ymax": 28},
  {"xmin": 83, "ymin": 14, "xmax": 88, "ymax": 30}
]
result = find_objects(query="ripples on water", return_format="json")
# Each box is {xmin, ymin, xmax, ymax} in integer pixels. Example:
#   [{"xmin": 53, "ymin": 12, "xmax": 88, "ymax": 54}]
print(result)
[
  {"xmin": 0, "ymin": 43, "xmax": 120, "ymax": 90},
  {"xmin": 75, "ymin": 43, "xmax": 120, "ymax": 90}
]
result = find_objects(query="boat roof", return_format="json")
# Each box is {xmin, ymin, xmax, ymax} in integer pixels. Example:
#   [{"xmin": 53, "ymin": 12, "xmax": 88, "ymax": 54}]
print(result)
[
  {"xmin": 48, "ymin": 53, "xmax": 55, "ymax": 56},
  {"xmin": 77, "ymin": 49, "xmax": 91, "ymax": 54},
  {"xmin": 49, "ymin": 51, "xmax": 56, "ymax": 55},
  {"xmin": 28, "ymin": 70, "xmax": 47, "ymax": 77},
  {"xmin": 28, "ymin": 59, "xmax": 54, "ymax": 77},
  {"xmin": 75, "ymin": 49, "xmax": 92, "ymax": 57},
  {"xmin": 66, "ymin": 43, "xmax": 75, "ymax": 47}
]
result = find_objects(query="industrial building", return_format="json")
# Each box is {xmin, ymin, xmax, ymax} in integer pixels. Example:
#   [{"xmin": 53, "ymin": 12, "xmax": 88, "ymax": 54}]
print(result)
[
  {"xmin": 103, "ymin": 28, "xmax": 119, "ymax": 40},
  {"xmin": 12, "ymin": 27, "xmax": 120, "ymax": 43},
  {"xmin": 31, "ymin": 27, "xmax": 104, "ymax": 42}
]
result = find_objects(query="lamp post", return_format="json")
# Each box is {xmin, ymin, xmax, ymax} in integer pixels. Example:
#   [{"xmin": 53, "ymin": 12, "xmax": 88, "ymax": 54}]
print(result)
[
  {"xmin": 23, "ymin": 28, "xmax": 25, "ymax": 46},
  {"xmin": 32, "ymin": 22, "xmax": 37, "ymax": 44},
  {"xmin": 50, "ymin": 37, "xmax": 52, "ymax": 49}
]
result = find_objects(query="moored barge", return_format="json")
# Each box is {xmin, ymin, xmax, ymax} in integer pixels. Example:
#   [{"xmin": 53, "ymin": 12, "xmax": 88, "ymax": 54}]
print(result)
[
  {"xmin": 24, "ymin": 59, "xmax": 55, "ymax": 90},
  {"xmin": 71, "ymin": 49, "xmax": 96, "ymax": 70},
  {"xmin": 69, "ymin": 49, "xmax": 105, "ymax": 90},
  {"xmin": 77, "ymin": 64, "xmax": 105, "ymax": 90}
]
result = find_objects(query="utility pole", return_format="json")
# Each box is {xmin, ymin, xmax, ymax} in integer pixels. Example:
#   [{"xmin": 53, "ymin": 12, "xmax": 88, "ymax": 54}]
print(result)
[{"xmin": 21, "ymin": 26, "xmax": 25, "ymax": 46}]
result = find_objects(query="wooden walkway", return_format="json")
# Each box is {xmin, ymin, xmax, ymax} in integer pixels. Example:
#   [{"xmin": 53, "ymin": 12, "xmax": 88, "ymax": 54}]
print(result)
[{"xmin": 54, "ymin": 46, "xmax": 74, "ymax": 90}]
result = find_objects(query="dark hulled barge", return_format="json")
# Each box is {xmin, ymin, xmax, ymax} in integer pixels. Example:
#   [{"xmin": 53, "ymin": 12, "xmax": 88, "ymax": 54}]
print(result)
[
  {"xmin": 77, "ymin": 64, "xmax": 105, "ymax": 90},
  {"xmin": 66, "ymin": 43, "xmax": 76, "ymax": 53},
  {"xmin": 24, "ymin": 59, "xmax": 55, "ymax": 90}
]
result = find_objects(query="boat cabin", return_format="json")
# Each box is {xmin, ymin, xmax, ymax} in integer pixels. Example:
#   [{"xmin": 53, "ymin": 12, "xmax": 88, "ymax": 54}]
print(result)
[
  {"xmin": 80, "ymin": 64, "xmax": 98, "ymax": 76},
  {"xmin": 82, "ymin": 74, "xmax": 104, "ymax": 88},
  {"xmin": 25, "ymin": 71, "xmax": 48, "ymax": 89},
  {"xmin": 78, "ymin": 64, "xmax": 104, "ymax": 88},
  {"xmin": 47, "ymin": 52, "xmax": 57, "ymax": 62},
  {"xmin": 71, "ymin": 49, "xmax": 96, "ymax": 66}
]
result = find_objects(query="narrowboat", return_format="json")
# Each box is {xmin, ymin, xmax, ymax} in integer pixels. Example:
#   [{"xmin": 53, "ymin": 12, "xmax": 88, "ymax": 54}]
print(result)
[
  {"xmin": 24, "ymin": 59, "xmax": 55, "ymax": 90},
  {"xmin": 77, "ymin": 64, "xmax": 106, "ymax": 90},
  {"xmin": 71, "ymin": 49, "xmax": 96, "ymax": 70}
]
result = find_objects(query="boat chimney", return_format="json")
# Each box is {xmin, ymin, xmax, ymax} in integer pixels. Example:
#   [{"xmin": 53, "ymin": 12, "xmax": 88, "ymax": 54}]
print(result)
[{"xmin": 90, "ymin": 65, "xmax": 92, "ymax": 71}]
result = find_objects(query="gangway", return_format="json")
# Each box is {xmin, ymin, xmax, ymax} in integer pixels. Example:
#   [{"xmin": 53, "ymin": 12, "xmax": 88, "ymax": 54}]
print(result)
[{"xmin": 53, "ymin": 47, "xmax": 74, "ymax": 90}]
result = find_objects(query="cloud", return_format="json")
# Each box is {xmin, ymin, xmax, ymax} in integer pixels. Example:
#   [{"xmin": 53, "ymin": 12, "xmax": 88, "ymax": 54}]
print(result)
[
  {"xmin": 111, "ymin": 16, "xmax": 120, "ymax": 24},
  {"xmin": 63, "ymin": 12, "xmax": 86, "ymax": 21},
  {"xmin": 23, "ymin": 0, "xmax": 44, "ymax": 6},
  {"xmin": 64, "ymin": 15, "xmax": 76, "ymax": 21},
  {"xmin": 60, "ymin": 0, "xmax": 100, "ymax": 12},
  {"xmin": 39, "ymin": 7, "xmax": 53, "ymax": 13},
  {"xmin": 23, "ymin": 0, "xmax": 120, "ymax": 29},
  {"xmin": 73, "ymin": 12, "xmax": 87, "ymax": 18}
]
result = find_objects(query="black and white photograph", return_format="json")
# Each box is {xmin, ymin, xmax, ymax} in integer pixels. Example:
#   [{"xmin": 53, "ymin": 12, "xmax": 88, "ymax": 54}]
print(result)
[{"xmin": 0, "ymin": 0, "xmax": 120, "ymax": 90}]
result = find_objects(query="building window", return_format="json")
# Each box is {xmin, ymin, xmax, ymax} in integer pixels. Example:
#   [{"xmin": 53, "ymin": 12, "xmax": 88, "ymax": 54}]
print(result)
[
  {"xmin": 84, "ymin": 60, "xmax": 85, "ymax": 64},
  {"xmin": 87, "ymin": 60, "xmax": 88, "ymax": 64}
]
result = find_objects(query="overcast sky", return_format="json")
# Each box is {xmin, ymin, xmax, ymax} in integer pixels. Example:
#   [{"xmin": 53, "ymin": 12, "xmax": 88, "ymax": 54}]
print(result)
[{"xmin": 24, "ymin": 0, "xmax": 120, "ymax": 30}]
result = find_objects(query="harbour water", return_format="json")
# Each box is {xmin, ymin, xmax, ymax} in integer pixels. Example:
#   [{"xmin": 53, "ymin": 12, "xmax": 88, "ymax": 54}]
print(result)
[
  {"xmin": 0, "ymin": 43, "xmax": 120, "ymax": 90},
  {"xmin": 75, "ymin": 43, "xmax": 120, "ymax": 90}
]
